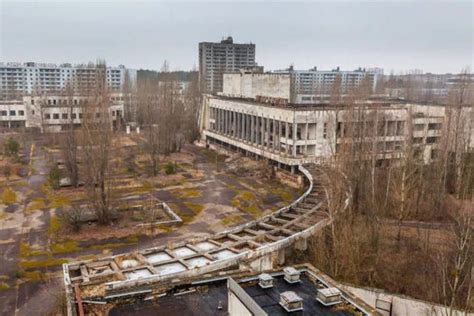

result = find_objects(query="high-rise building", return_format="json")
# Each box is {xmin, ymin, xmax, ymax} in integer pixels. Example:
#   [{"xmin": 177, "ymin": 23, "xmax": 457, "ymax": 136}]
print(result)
[
  {"xmin": 198, "ymin": 36, "xmax": 256, "ymax": 93},
  {"xmin": 0, "ymin": 62, "xmax": 137, "ymax": 100}
]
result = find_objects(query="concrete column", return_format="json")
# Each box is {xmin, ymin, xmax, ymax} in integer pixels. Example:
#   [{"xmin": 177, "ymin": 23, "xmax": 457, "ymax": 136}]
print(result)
[
  {"xmin": 305, "ymin": 121, "xmax": 309, "ymax": 155},
  {"xmin": 295, "ymin": 238, "xmax": 308, "ymax": 251},
  {"xmin": 265, "ymin": 117, "xmax": 270, "ymax": 148},
  {"xmin": 260, "ymin": 116, "xmax": 265, "ymax": 147},
  {"xmin": 278, "ymin": 120, "xmax": 282, "ymax": 153},
  {"xmin": 241, "ymin": 113, "xmax": 245, "ymax": 140},
  {"xmin": 250, "ymin": 115, "xmax": 255, "ymax": 144},
  {"xmin": 272, "ymin": 118, "xmax": 277, "ymax": 152},
  {"xmin": 292, "ymin": 122, "xmax": 297, "ymax": 157},
  {"xmin": 285, "ymin": 121, "xmax": 290, "ymax": 155}
]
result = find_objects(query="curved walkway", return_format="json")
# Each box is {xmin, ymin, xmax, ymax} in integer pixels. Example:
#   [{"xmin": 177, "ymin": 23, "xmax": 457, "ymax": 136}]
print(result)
[{"xmin": 63, "ymin": 165, "xmax": 336, "ymax": 309}]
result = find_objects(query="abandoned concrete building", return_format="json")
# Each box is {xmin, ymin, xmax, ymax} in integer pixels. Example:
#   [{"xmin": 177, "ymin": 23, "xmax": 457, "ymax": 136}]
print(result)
[
  {"xmin": 0, "ymin": 93, "xmax": 126, "ymax": 133},
  {"xmin": 200, "ymin": 70, "xmax": 473, "ymax": 170}
]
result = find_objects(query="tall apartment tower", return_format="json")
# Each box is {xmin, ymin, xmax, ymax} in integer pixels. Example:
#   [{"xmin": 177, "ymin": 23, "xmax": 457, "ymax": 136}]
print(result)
[{"xmin": 199, "ymin": 36, "xmax": 256, "ymax": 93}]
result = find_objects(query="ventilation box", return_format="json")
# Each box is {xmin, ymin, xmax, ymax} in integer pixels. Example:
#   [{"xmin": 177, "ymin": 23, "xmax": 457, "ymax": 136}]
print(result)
[
  {"xmin": 279, "ymin": 291, "xmax": 303, "ymax": 312},
  {"xmin": 258, "ymin": 273, "xmax": 273, "ymax": 288},
  {"xmin": 316, "ymin": 287, "xmax": 342, "ymax": 306},
  {"xmin": 283, "ymin": 267, "xmax": 300, "ymax": 284}
]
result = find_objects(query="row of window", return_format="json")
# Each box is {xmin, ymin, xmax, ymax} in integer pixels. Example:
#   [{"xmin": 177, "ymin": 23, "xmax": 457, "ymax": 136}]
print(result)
[
  {"xmin": 44, "ymin": 110, "xmax": 121, "ymax": 120},
  {"xmin": 0, "ymin": 110, "xmax": 24, "ymax": 116}
]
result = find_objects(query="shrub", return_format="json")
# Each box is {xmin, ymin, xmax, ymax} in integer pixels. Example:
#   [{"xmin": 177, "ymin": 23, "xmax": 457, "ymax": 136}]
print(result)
[
  {"xmin": 49, "ymin": 164, "xmax": 61, "ymax": 190},
  {"xmin": 4, "ymin": 138, "xmax": 19, "ymax": 158},
  {"xmin": 165, "ymin": 161, "xmax": 177, "ymax": 175}
]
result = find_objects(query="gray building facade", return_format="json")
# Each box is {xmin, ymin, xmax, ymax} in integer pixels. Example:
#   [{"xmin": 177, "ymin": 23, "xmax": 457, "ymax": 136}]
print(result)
[{"xmin": 199, "ymin": 37, "xmax": 256, "ymax": 93}]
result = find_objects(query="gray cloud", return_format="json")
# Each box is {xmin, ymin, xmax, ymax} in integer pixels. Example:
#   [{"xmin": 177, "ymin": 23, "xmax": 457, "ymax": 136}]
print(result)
[{"xmin": 1, "ymin": 0, "xmax": 472, "ymax": 73}]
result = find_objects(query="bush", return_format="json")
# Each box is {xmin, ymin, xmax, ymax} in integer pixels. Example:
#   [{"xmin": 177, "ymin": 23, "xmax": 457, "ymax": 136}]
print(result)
[
  {"xmin": 165, "ymin": 161, "xmax": 177, "ymax": 175},
  {"xmin": 4, "ymin": 138, "xmax": 19, "ymax": 158},
  {"xmin": 49, "ymin": 164, "xmax": 61, "ymax": 190}
]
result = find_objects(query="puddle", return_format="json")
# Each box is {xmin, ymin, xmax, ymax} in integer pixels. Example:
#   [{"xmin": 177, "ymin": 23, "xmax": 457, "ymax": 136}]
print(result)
[
  {"xmin": 124, "ymin": 268, "xmax": 153, "ymax": 280},
  {"xmin": 172, "ymin": 247, "xmax": 196, "ymax": 258},
  {"xmin": 185, "ymin": 256, "xmax": 212, "ymax": 268},
  {"xmin": 193, "ymin": 241, "xmax": 217, "ymax": 252},
  {"xmin": 154, "ymin": 262, "xmax": 187, "ymax": 276},
  {"xmin": 211, "ymin": 249, "xmax": 237, "ymax": 260},
  {"xmin": 145, "ymin": 252, "xmax": 172, "ymax": 265}
]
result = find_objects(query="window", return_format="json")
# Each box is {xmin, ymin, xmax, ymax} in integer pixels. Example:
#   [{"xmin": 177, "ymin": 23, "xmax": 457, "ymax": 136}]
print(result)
[
  {"xmin": 31, "ymin": 99, "xmax": 35, "ymax": 105},
  {"xmin": 9, "ymin": 110, "xmax": 15, "ymax": 116},
  {"xmin": 72, "ymin": 113, "xmax": 77, "ymax": 119},
  {"xmin": 1, "ymin": 111, "xmax": 7, "ymax": 116},
  {"xmin": 62, "ymin": 113, "xmax": 68, "ymax": 119},
  {"xmin": 53, "ymin": 113, "xmax": 59, "ymax": 119},
  {"xmin": 18, "ymin": 110, "xmax": 24, "ymax": 116},
  {"xmin": 79, "ymin": 113, "xmax": 83, "ymax": 119},
  {"xmin": 323, "ymin": 123, "xmax": 328, "ymax": 139},
  {"xmin": 45, "ymin": 113, "xmax": 51, "ymax": 119}
]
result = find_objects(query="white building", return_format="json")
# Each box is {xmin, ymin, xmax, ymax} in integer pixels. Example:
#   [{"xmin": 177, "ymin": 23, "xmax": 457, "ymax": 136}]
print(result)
[
  {"xmin": 201, "ymin": 73, "xmax": 471, "ymax": 170},
  {"xmin": 0, "ymin": 100, "xmax": 27, "ymax": 129},
  {"xmin": 23, "ymin": 93, "xmax": 125, "ymax": 133},
  {"xmin": 274, "ymin": 66, "xmax": 384, "ymax": 100},
  {"xmin": 0, "ymin": 62, "xmax": 137, "ymax": 100}
]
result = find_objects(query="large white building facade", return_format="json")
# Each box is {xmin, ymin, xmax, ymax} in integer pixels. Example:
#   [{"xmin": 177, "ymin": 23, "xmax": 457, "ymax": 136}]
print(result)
[
  {"xmin": 201, "ymin": 72, "xmax": 472, "ymax": 170},
  {"xmin": 0, "ymin": 62, "xmax": 137, "ymax": 100}
]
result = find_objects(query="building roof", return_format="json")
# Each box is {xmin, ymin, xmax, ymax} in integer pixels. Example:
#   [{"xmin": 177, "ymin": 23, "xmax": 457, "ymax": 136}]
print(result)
[{"xmin": 105, "ymin": 266, "xmax": 372, "ymax": 316}]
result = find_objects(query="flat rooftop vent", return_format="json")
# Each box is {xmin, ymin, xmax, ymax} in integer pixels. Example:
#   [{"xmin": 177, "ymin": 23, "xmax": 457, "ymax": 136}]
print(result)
[
  {"xmin": 279, "ymin": 291, "xmax": 303, "ymax": 312},
  {"xmin": 316, "ymin": 287, "xmax": 342, "ymax": 306},
  {"xmin": 283, "ymin": 267, "xmax": 301, "ymax": 284},
  {"xmin": 258, "ymin": 273, "xmax": 273, "ymax": 288}
]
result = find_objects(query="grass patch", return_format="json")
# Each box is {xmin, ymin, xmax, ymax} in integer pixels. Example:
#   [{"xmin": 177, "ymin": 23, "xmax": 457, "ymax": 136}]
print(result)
[
  {"xmin": 230, "ymin": 191, "xmax": 261, "ymax": 218},
  {"xmin": 25, "ymin": 198, "xmax": 47, "ymax": 213},
  {"xmin": 221, "ymin": 214, "xmax": 242, "ymax": 226},
  {"xmin": 183, "ymin": 202, "xmax": 204, "ymax": 214},
  {"xmin": 89, "ymin": 242, "xmax": 131, "ymax": 251},
  {"xmin": 19, "ymin": 258, "xmax": 68, "ymax": 269},
  {"xmin": 16, "ymin": 270, "xmax": 45, "ymax": 281},
  {"xmin": 0, "ymin": 282, "xmax": 9, "ymax": 290},
  {"xmin": 19, "ymin": 241, "xmax": 48, "ymax": 257},
  {"xmin": 170, "ymin": 188, "xmax": 201, "ymax": 199},
  {"xmin": 47, "ymin": 192, "xmax": 71, "ymax": 209},
  {"xmin": 50, "ymin": 240, "xmax": 80, "ymax": 254},
  {"xmin": 2, "ymin": 187, "xmax": 17, "ymax": 204},
  {"xmin": 269, "ymin": 186, "xmax": 293, "ymax": 203},
  {"xmin": 48, "ymin": 215, "xmax": 61, "ymax": 238}
]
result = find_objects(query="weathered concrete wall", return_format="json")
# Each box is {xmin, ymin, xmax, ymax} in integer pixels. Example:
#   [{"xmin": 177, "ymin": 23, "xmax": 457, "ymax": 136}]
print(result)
[
  {"xmin": 341, "ymin": 285, "xmax": 468, "ymax": 316},
  {"xmin": 223, "ymin": 73, "xmax": 291, "ymax": 100}
]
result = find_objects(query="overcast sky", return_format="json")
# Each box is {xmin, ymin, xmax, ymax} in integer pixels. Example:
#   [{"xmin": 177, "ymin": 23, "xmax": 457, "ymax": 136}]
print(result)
[{"xmin": 0, "ymin": 0, "xmax": 472, "ymax": 74}]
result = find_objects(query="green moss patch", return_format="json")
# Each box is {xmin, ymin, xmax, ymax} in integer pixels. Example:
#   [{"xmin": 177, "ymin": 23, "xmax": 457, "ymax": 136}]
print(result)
[
  {"xmin": 25, "ymin": 198, "xmax": 47, "ymax": 213},
  {"xmin": 19, "ymin": 258, "xmax": 68, "ymax": 269},
  {"xmin": 50, "ymin": 240, "xmax": 81, "ymax": 254},
  {"xmin": 19, "ymin": 241, "xmax": 48, "ymax": 257},
  {"xmin": 230, "ymin": 191, "xmax": 261, "ymax": 218},
  {"xmin": 170, "ymin": 188, "xmax": 201, "ymax": 199},
  {"xmin": 47, "ymin": 215, "xmax": 61, "ymax": 238},
  {"xmin": 2, "ymin": 187, "xmax": 17, "ymax": 204},
  {"xmin": 221, "ymin": 214, "xmax": 242, "ymax": 226},
  {"xmin": 0, "ymin": 282, "xmax": 9, "ymax": 290}
]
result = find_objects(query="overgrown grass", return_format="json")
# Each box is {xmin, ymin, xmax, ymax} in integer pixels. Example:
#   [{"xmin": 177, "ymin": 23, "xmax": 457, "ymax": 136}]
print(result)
[
  {"xmin": 170, "ymin": 188, "xmax": 201, "ymax": 199},
  {"xmin": 221, "ymin": 214, "xmax": 242, "ymax": 226},
  {"xmin": 2, "ymin": 187, "xmax": 17, "ymax": 204},
  {"xmin": 19, "ymin": 258, "xmax": 68, "ymax": 269},
  {"xmin": 16, "ymin": 270, "xmax": 45, "ymax": 281},
  {"xmin": 47, "ymin": 215, "xmax": 61, "ymax": 238},
  {"xmin": 19, "ymin": 241, "xmax": 48, "ymax": 257},
  {"xmin": 0, "ymin": 282, "xmax": 9, "ymax": 290},
  {"xmin": 25, "ymin": 198, "xmax": 47, "ymax": 213},
  {"xmin": 268, "ymin": 186, "xmax": 293, "ymax": 203},
  {"xmin": 89, "ymin": 242, "xmax": 133, "ymax": 251},
  {"xmin": 50, "ymin": 240, "xmax": 81, "ymax": 254},
  {"xmin": 230, "ymin": 191, "xmax": 261, "ymax": 218}
]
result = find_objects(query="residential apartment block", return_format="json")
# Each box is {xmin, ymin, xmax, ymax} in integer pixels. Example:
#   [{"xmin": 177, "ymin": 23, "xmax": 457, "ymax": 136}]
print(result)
[
  {"xmin": 199, "ymin": 37, "xmax": 256, "ymax": 93},
  {"xmin": 0, "ymin": 62, "xmax": 137, "ymax": 100}
]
